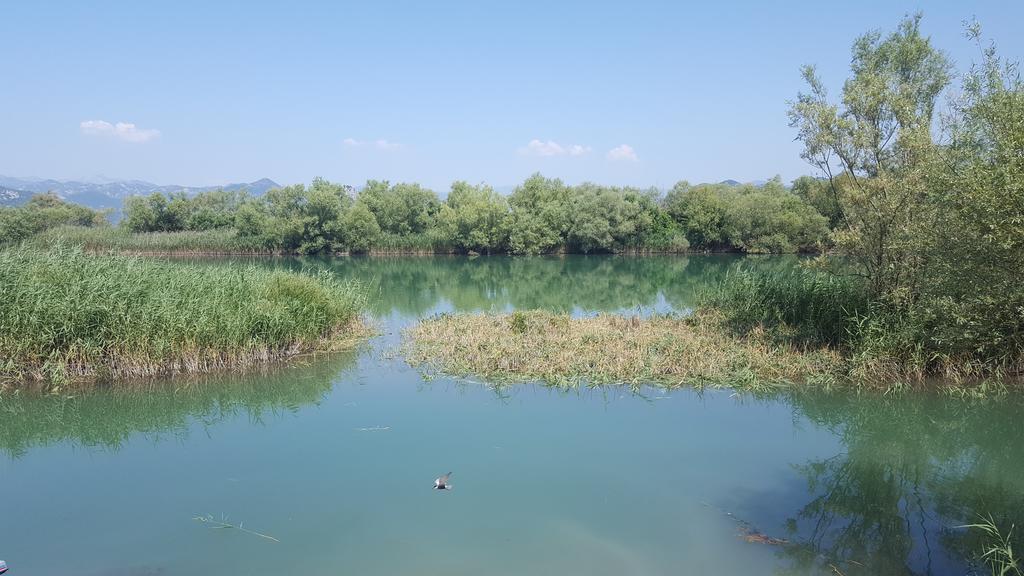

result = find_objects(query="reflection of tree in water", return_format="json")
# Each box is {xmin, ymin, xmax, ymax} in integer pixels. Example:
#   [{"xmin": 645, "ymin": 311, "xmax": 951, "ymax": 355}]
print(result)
[
  {"xmin": 775, "ymin": 393, "xmax": 1024, "ymax": 575},
  {"xmin": 255, "ymin": 254, "xmax": 802, "ymax": 316},
  {"xmin": 0, "ymin": 350, "xmax": 359, "ymax": 458}
]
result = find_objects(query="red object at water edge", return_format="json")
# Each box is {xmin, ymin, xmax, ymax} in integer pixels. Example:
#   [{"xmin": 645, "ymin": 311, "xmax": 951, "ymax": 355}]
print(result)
[{"xmin": 0, "ymin": 559, "xmax": 8, "ymax": 574}]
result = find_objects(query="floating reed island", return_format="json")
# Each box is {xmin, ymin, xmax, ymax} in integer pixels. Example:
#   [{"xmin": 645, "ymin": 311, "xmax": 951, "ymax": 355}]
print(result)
[
  {"xmin": 0, "ymin": 245, "xmax": 368, "ymax": 389},
  {"xmin": 404, "ymin": 310, "xmax": 843, "ymax": 391}
]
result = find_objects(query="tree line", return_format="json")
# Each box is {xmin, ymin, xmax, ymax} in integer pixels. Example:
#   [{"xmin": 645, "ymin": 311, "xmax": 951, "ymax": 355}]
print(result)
[{"xmin": 108, "ymin": 174, "xmax": 831, "ymax": 254}]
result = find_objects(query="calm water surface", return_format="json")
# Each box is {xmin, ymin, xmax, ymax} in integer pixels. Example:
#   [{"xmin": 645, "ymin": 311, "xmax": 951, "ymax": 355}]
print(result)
[{"xmin": 2, "ymin": 255, "xmax": 1021, "ymax": 575}]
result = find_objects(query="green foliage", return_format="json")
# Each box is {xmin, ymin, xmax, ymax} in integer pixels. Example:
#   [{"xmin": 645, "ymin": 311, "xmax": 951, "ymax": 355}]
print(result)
[
  {"xmin": 918, "ymin": 26, "xmax": 1024, "ymax": 364},
  {"xmin": 665, "ymin": 181, "xmax": 729, "ymax": 248},
  {"xmin": 789, "ymin": 13, "xmax": 952, "ymax": 297},
  {"xmin": 13, "ymin": 174, "xmax": 824, "ymax": 256},
  {"xmin": 124, "ymin": 189, "xmax": 251, "ymax": 233},
  {"xmin": 721, "ymin": 178, "xmax": 829, "ymax": 253},
  {"xmin": 436, "ymin": 182, "xmax": 509, "ymax": 253},
  {"xmin": 507, "ymin": 174, "xmax": 571, "ymax": 254},
  {"xmin": 791, "ymin": 175, "xmax": 843, "ymax": 227},
  {"xmin": 786, "ymin": 15, "xmax": 1024, "ymax": 376},
  {"xmin": 0, "ymin": 193, "xmax": 108, "ymax": 243},
  {"xmin": 0, "ymin": 244, "xmax": 366, "ymax": 387},
  {"xmin": 341, "ymin": 201, "xmax": 381, "ymax": 254},
  {"xmin": 358, "ymin": 181, "xmax": 440, "ymax": 235},
  {"xmin": 664, "ymin": 179, "xmax": 828, "ymax": 253}
]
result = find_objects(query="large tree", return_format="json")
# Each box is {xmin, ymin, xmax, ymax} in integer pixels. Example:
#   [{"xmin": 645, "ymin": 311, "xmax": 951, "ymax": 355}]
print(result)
[{"xmin": 788, "ymin": 14, "xmax": 952, "ymax": 298}]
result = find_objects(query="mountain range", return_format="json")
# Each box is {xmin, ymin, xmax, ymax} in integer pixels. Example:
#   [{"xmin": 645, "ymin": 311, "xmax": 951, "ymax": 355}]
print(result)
[{"xmin": 0, "ymin": 176, "xmax": 281, "ymax": 209}]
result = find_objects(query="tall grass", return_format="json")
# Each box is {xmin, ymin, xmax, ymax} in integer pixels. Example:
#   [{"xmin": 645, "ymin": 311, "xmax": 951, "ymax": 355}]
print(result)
[
  {"xmin": 0, "ymin": 245, "xmax": 366, "ymax": 387},
  {"xmin": 31, "ymin": 225, "xmax": 272, "ymax": 254},
  {"xmin": 700, "ymin": 268, "xmax": 870, "ymax": 347}
]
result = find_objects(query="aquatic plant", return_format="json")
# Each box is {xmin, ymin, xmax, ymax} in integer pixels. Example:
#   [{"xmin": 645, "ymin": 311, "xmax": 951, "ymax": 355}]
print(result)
[
  {"xmin": 963, "ymin": 515, "xmax": 1021, "ymax": 576},
  {"xmin": 404, "ymin": 310, "xmax": 842, "ymax": 389},
  {"xmin": 0, "ymin": 244, "xmax": 367, "ymax": 388}
]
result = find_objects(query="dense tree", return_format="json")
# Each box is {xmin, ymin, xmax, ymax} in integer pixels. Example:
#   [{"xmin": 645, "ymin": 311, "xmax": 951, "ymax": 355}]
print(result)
[
  {"xmin": 437, "ymin": 182, "xmax": 509, "ymax": 253},
  {"xmin": 791, "ymin": 175, "xmax": 844, "ymax": 228},
  {"xmin": 720, "ymin": 178, "xmax": 829, "ymax": 253},
  {"xmin": 664, "ymin": 182, "xmax": 730, "ymax": 249},
  {"xmin": 918, "ymin": 23, "xmax": 1024, "ymax": 361},
  {"xmin": 115, "ymin": 174, "xmax": 825, "ymax": 255},
  {"xmin": 341, "ymin": 201, "xmax": 381, "ymax": 254},
  {"xmin": 507, "ymin": 174, "xmax": 571, "ymax": 254},
  {"xmin": 358, "ymin": 181, "xmax": 440, "ymax": 236},
  {"xmin": 664, "ymin": 179, "xmax": 827, "ymax": 252},
  {"xmin": 0, "ymin": 193, "xmax": 108, "ymax": 243}
]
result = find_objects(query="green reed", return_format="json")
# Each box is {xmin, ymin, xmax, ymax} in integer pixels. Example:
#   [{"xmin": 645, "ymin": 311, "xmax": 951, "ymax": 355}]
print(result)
[{"xmin": 0, "ymin": 244, "xmax": 366, "ymax": 387}]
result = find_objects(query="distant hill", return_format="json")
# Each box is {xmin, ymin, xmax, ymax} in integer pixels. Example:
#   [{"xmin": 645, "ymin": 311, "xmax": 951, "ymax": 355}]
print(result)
[
  {"xmin": 0, "ymin": 186, "xmax": 33, "ymax": 206},
  {"xmin": 718, "ymin": 179, "xmax": 773, "ymax": 187},
  {"xmin": 0, "ymin": 176, "xmax": 282, "ymax": 211}
]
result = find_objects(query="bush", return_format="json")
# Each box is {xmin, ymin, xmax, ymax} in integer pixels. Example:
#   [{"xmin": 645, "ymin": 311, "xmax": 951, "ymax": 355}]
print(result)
[{"xmin": 0, "ymin": 194, "xmax": 108, "ymax": 243}]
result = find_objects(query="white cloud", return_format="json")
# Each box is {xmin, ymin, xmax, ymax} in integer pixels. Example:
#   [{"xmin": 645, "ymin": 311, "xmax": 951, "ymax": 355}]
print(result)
[
  {"xmin": 80, "ymin": 120, "xmax": 160, "ymax": 143},
  {"xmin": 519, "ymin": 139, "xmax": 592, "ymax": 157},
  {"xmin": 343, "ymin": 137, "xmax": 403, "ymax": 151},
  {"xmin": 606, "ymin": 144, "xmax": 638, "ymax": 162}
]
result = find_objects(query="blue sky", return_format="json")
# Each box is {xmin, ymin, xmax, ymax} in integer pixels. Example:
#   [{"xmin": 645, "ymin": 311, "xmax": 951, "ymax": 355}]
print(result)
[{"xmin": 2, "ymin": 0, "xmax": 1022, "ymax": 190}]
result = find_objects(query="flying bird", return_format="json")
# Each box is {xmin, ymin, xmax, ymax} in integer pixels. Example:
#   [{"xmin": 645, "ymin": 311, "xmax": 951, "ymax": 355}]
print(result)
[{"xmin": 434, "ymin": 472, "xmax": 452, "ymax": 490}]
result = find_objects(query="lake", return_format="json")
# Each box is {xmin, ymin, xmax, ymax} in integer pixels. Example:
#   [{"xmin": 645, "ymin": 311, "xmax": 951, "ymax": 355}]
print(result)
[{"xmin": 1, "ymin": 255, "xmax": 1021, "ymax": 575}]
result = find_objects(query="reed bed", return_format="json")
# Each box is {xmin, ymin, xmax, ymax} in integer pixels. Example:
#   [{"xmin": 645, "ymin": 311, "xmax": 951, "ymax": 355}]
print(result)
[
  {"xmin": 405, "ymin": 311, "xmax": 843, "ymax": 389},
  {"xmin": 31, "ymin": 226, "xmax": 272, "ymax": 255},
  {"xmin": 700, "ymin": 268, "xmax": 870, "ymax": 347},
  {"xmin": 0, "ymin": 245, "xmax": 367, "ymax": 387}
]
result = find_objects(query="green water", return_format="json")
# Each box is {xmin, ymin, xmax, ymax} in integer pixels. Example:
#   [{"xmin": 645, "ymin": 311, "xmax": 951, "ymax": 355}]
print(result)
[{"xmin": 1, "ymin": 255, "xmax": 1021, "ymax": 576}]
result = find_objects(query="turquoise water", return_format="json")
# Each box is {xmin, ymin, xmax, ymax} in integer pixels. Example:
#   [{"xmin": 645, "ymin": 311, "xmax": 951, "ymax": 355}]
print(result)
[{"xmin": 1, "ymin": 255, "xmax": 1021, "ymax": 575}]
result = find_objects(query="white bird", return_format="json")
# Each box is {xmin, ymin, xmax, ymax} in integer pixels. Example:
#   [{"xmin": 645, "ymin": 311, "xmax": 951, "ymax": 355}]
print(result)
[{"xmin": 434, "ymin": 472, "xmax": 452, "ymax": 490}]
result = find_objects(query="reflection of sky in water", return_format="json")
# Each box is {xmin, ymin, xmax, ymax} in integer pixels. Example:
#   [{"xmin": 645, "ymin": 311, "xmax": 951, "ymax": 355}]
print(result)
[{"xmin": 1, "ymin": 255, "xmax": 1021, "ymax": 576}]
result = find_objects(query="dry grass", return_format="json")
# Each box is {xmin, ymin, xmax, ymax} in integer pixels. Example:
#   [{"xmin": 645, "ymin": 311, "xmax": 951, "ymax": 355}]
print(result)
[{"xmin": 404, "ymin": 310, "xmax": 843, "ymax": 390}]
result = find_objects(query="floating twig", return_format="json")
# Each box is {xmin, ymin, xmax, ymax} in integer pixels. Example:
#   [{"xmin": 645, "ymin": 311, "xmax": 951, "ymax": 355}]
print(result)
[{"xmin": 193, "ymin": 513, "xmax": 280, "ymax": 543}]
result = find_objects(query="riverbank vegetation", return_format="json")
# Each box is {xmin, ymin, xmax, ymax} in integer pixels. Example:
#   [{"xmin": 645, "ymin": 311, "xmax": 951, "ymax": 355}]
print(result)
[
  {"xmin": 765, "ymin": 15, "xmax": 1023, "ymax": 381},
  {"xmin": 406, "ymin": 310, "xmax": 841, "ymax": 390},
  {"xmin": 0, "ymin": 245, "xmax": 367, "ymax": 388},
  {"xmin": 408, "ymin": 16, "xmax": 1024, "ymax": 389}
]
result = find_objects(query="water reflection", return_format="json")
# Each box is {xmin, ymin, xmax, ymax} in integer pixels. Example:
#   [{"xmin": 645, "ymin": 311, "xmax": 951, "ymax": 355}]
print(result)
[
  {"xmin": 771, "ymin": 393, "xmax": 1024, "ymax": 575},
  {"xmin": 0, "ymin": 350, "xmax": 358, "ymax": 458},
  {"xmin": 271, "ymin": 254, "xmax": 801, "ymax": 315}
]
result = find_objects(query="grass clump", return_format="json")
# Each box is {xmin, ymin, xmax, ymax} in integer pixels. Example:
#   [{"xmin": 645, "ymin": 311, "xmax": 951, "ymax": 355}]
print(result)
[
  {"xmin": 404, "ymin": 310, "xmax": 841, "ymax": 389},
  {"xmin": 0, "ymin": 245, "xmax": 367, "ymax": 387}
]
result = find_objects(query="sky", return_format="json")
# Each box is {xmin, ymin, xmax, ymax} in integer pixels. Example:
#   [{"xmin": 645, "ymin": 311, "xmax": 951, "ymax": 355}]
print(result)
[{"xmin": 2, "ymin": 0, "xmax": 1022, "ymax": 191}]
